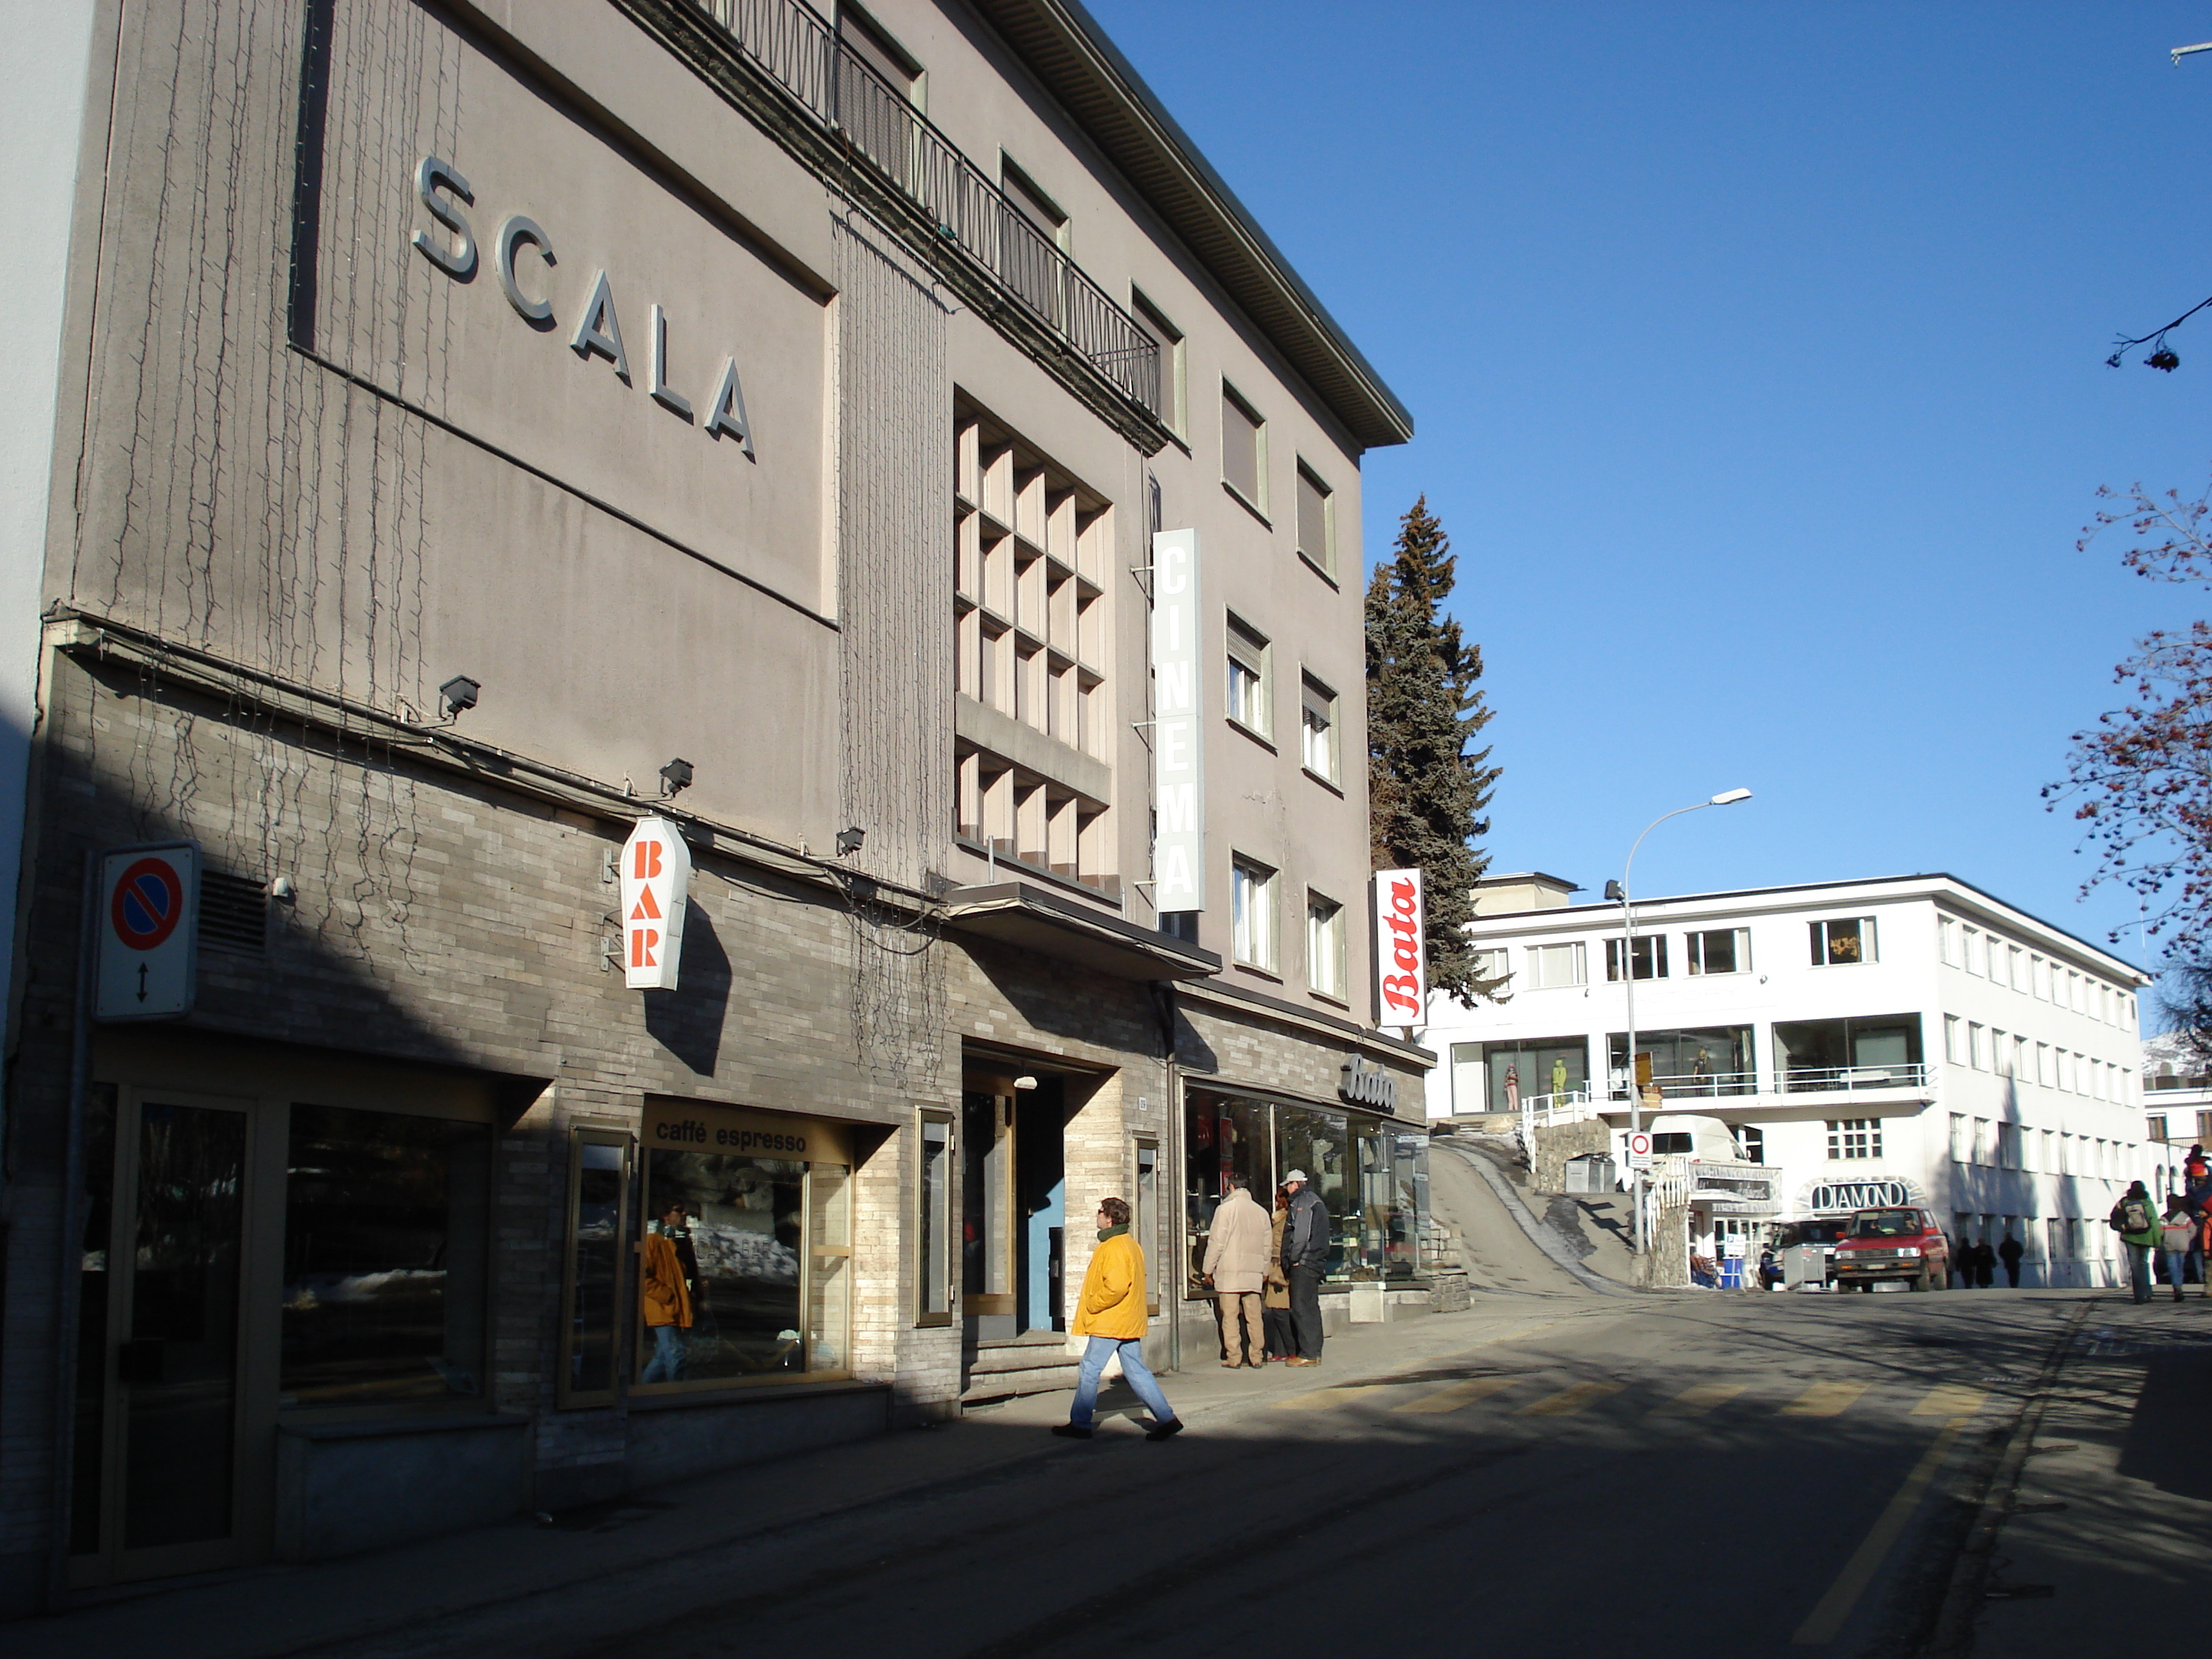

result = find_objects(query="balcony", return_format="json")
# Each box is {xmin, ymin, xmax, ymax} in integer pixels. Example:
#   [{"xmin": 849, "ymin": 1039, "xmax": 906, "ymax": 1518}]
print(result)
[{"xmin": 667, "ymin": 0, "xmax": 1161, "ymax": 422}]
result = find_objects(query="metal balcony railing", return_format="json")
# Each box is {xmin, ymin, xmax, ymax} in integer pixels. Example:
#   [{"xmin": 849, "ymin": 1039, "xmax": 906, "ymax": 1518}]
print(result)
[
  {"xmin": 1779, "ymin": 1063, "xmax": 1933, "ymax": 1094},
  {"xmin": 1606, "ymin": 1069, "xmax": 1759, "ymax": 1102},
  {"xmin": 683, "ymin": 0, "xmax": 1162, "ymax": 416}
]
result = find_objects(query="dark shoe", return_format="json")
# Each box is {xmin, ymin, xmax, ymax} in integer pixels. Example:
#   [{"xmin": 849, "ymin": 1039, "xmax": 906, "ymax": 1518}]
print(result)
[
  {"xmin": 1051, "ymin": 1423, "xmax": 1093, "ymax": 1439},
  {"xmin": 1145, "ymin": 1418, "xmax": 1184, "ymax": 1442}
]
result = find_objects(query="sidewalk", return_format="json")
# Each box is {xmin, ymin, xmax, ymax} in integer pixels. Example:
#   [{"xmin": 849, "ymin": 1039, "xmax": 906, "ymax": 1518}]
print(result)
[
  {"xmin": 1958, "ymin": 1292, "xmax": 2211, "ymax": 1655},
  {"xmin": 12, "ymin": 1290, "xmax": 1627, "ymax": 1659}
]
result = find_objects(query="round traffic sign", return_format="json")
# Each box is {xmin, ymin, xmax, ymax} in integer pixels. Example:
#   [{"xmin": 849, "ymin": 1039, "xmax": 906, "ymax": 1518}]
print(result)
[
  {"xmin": 110, "ymin": 856, "xmax": 185, "ymax": 950},
  {"xmin": 1627, "ymin": 1130, "xmax": 1653, "ymax": 1158}
]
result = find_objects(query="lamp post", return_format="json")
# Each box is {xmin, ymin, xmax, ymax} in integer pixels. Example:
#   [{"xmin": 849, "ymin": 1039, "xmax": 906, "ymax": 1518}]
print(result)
[{"xmin": 1607, "ymin": 788, "xmax": 1753, "ymax": 1254}]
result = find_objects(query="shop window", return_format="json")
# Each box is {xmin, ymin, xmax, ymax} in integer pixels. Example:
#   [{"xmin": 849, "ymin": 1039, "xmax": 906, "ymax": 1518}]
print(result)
[
  {"xmin": 1826, "ymin": 1118, "xmax": 1883, "ymax": 1160},
  {"xmin": 1605, "ymin": 935, "xmax": 1668, "ymax": 981},
  {"xmin": 1810, "ymin": 916, "xmax": 1876, "ymax": 966},
  {"xmin": 1527, "ymin": 941, "xmax": 1586, "ymax": 989},
  {"xmin": 1685, "ymin": 927, "xmax": 1749, "ymax": 975},
  {"xmin": 1279, "ymin": 1103, "xmax": 1355, "ymax": 1278},
  {"xmin": 1184, "ymin": 1091, "xmax": 1275, "ymax": 1295},
  {"xmin": 636, "ymin": 1103, "xmax": 852, "ymax": 1390},
  {"xmin": 1134, "ymin": 1137, "xmax": 1161, "ymax": 1316},
  {"xmin": 917, "ymin": 1110, "xmax": 953, "ymax": 1326},
  {"xmin": 281, "ymin": 1104, "xmax": 492, "ymax": 1407},
  {"xmin": 559, "ymin": 1129, "xmax": 631, "ymax": 1408},
  {"xmin": 1474, "ymin": 1038, "xmax": 1589, "ymax": 1112},
  {"xmin": 1607, "ymin": 1026, "xmax": 1753, "ymax": 1098},
  {"xmin": 1774, "ymin": 1013, "xmax": 1922, "ymax": 1089}
]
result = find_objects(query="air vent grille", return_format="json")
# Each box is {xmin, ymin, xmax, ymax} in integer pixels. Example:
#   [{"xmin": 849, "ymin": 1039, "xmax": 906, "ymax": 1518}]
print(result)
[{"xmin": 199, "ymin": 870, "xmax": 269, "ymax": 955}]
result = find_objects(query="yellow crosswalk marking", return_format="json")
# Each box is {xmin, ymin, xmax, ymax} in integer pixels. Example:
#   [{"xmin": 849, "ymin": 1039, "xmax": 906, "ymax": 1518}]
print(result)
[
  {"xmin": 1517, "ymin": 1380, "xmax": 1622, "ymax": 1416},
  {"xmin": 1272, "ymin": 1384, "xmax": 1392, "ymax": 1411},
  {"xmin": 1780, "ymin": 1380, "xmax": 1868, "ymax": 1417},
  {"xmin": 1651, "ymin": 1382, "xmax": 1745, "ymax": 1417},
  {"xmin": 1912, "ymin": 1385, "xmax": 1987, "ymax": 1419},
  {"xmin": 1393, "ymin": 1376, "xmax": 1518, "ymax": 1414}
]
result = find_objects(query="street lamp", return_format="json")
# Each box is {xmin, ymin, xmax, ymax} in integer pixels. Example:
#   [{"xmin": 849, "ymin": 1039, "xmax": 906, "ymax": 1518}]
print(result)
[{"xmin": 1608, "ymin": 788, "xmax": 1753, "ymax": 1254}]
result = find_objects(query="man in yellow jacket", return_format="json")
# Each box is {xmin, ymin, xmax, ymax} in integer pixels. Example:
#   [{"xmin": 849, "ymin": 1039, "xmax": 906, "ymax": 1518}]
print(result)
[{"xmin": 1053, "ymin": 1196, "xmax": 1182, "ymax": 1441}]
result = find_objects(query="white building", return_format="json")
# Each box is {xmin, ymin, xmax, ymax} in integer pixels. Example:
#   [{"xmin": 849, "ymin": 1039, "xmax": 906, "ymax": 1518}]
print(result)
[
  {"xmin": 2141, "ymin": 1032, "xmax": 2211, "ymax": 1190},
  {"xmin": 1424, "ymin": 873, "xmax": 2158, "ymax": 1287}
]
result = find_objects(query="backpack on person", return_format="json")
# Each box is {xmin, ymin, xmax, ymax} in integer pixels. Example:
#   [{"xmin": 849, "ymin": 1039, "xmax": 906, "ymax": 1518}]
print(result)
[{"xmin": 2115, "ymin": 1197, "xmax": 2153, "ymax": 1233}]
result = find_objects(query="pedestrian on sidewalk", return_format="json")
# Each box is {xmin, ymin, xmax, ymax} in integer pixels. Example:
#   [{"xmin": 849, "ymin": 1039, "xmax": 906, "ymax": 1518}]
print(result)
[
  {"xmin": 640, "ymin": 1201, "xmax": 695, "ymax": 1384},
  {"xmin": 1203, "ymin": 1174, "xmax": 1273, "ymax": 1367},
  {"xmin": 1281, "ymin": 1169, "xmax": 1331, "ymax": 1367},
  {"xmin": 1971, "ymin": 1238, "xmax": 1997, "ymax": 1289},
  {"xmin": 1054, "ymin": 1197, "xmax": 1182, "ymax": 1442},
  {"xmin": 2109, "ymin": 1182, "xmax": 2161, "ymax": 1304},
  {"xmin": 1997, "ymin": 1231, "xmax": 2024, "ymax": 1288},
  {"xmin": 1262, "ymin": 1185, "xmax": 1294, "ymax": 1362},
  {"xmin": 2160, "ymin": 1200, "xmax": 2198, "ymax": 1303},
  {"xmin": 2185, "ymin": 1144, "xmax": 2210, "ymax": 1207}
]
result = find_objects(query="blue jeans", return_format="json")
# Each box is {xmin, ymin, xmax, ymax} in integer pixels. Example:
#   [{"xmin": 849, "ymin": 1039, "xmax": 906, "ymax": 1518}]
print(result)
[
  {"xmin": 642, "ymin": 1322, "xmax": 687, "ymax": 1382},
  {"xmin": 2125, "ymin": 1245, "xmax": 2153, "ymax": 1303},
  {"xmin": 1069, "ymin": 1336, "xmax": 1175, "ymax": 1429},
  {"xmin": 2164, "ymin": 1250, "xmax": 2190, "ymax": 1293}
]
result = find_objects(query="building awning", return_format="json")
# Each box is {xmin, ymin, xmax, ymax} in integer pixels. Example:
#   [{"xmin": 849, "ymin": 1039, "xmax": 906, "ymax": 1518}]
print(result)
[{"xmin": 939, "ymin": 882, "xmax": 1220, "ymax": 982}]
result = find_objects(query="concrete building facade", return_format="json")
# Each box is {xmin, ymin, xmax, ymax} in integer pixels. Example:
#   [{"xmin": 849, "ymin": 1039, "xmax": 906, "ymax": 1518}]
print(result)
[
  {"xmin": 1423, "ymin": 873, "xmax": 2157, "ymax": 1287},
  {"xmin": 0, "ymin": 0, "xmax": 1429, "ymax": 1613}
]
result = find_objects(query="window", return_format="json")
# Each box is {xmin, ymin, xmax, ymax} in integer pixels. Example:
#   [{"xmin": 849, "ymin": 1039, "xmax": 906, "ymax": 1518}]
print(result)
[
  {"xmin": 2009, "ymin": 944, "xmax": 2026, "ymax": 990},
  {"xmin": 1827, "ymin": 1119, "xmax": 1883, "ymax": 1160},
  {"xmin": 1300, "ymin": 673, "xmax": 1339, "ymax": 781},
  {"xmin": 1133, "ymin": 1138, "xmax": 1161, "ymax": 1316},
  {"xmin": 1527, "ymin": 942, "xmax": 1586, "ymax": 989},
  {"xmin": 838, "ymin": 4, "xmax": 923, "ymax": 103},
  {"xmin": 917, "ymin": 1110, "xmax": 953, "ymax": 1325},
  {"xmin": 1963, "ymin": 926, "xmax": 1982, "ymax": 974},
  {"xmin": 1449, "ymin": 1043, "xmax": 1483, "ymax": 1113},
  {"xmin": 1306, "ymin": 891, "xmax": 1345, "ymax": 999},
  {"xmin": 1944, "ymin": 1015, "xmax": 1964, "ymax": 1064},
  {"xmin": 1737, "ymin": 1125, "xmax": 1765, "ymax": 1163},
  {"xmin": 1231, "ymin": 855, "xmax": 1276, "ymax": 969},
  {"xmin": 559, "ymin": 1128, "xmax": 631, "ymax": 1408},
  {"xmin": 1940, "ymin": 916, "xmax": 1962, "ymax": 966},
  {"xmin": 2149, "ymin": 1113, "xmax": 2168, "ymax": 1143},
  {"xmin": 1969, "ymin": 1022, "xmax": 1988, "ymax": 1070},
  {"xmin": 2068, "ymin": 970, "xmax": 2083, "ymax": 1012},
  {"xmin": 1650, "ymin": 1133, "xmax": 1695, "ymax": 1156},
  {"xmin": 1295, "ymin": 462, "xmax": 1334, "ymax": 577},
  {"xmin": 1221, "ymin": 382, "xmax": 1266, "ymax": 513},
  {"xmin": 2014, "ymin": 1033, "xmax": 2030, "ymax": 1079},
  {"xmin": 2199, "ymin": 1109, "xmax": 2212, "ymax": 1141},
  {"xmin": 2037, "ymin": 1041, "xmax": 2053, "ymax": 1087},
  {"xmin": 637, "ymin": 1102, "xmax": 853, "ymax": 1390},
  {"xmin": 1475, "ymin": 1038, "xmax": 1589, "ymax": 1110},
  {"xmin": 1998, "ymin": 1123, "xmax": 2021, "ymax": 1169},
  {"xmin": 1973, "ymin": 1117, "xmax": 1992, "ymax": 1165},
  {"xmin": 1948, "ymin": 1112, "xmax": 1968, "ymax": 1164},
  {"xmin": 1130, "ymin": 289, "xmax": 1185, "ymax": 436},
  {"xmin": 1991, "ymin": 1028, "xmax": 2008, "ymax": 1075},
  {"xmin": 1810, "ymin": 916, "xmax": 1876, "ymax": 966},
  {"xmin": 1685, "ymin": 927, "xmax": 1750, "ymax": 975},
  {"xmin": 2032, "ymin": 955, "xmax": 2049, "ymax": 999},
  {"xmin": 1226, "ymin": 614, "xmax": 1270, "ymax": 736},
  {"xmin": 1605, "ymin": 935, "xmax": 1669, "ymax": 981},
  {"xmin": 283, "ymin": 1104, "xmax": 493, "ymax": 1406},
  {"xmin": 1471, "ymin": 946, "xmax": 1511, "ymax": 988}
]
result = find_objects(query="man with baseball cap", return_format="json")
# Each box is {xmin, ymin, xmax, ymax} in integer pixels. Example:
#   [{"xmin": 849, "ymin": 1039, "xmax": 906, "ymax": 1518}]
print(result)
[{"xmin": 1280, "ymin": 1169, "xmax": 1331, "ymax": 1365}]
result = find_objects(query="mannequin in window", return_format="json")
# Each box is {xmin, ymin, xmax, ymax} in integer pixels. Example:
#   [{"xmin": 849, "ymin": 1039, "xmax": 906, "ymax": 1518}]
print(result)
[{"xmin": 1551, "ymin": 1056, "xmax": 1568, "ymax": 1102}]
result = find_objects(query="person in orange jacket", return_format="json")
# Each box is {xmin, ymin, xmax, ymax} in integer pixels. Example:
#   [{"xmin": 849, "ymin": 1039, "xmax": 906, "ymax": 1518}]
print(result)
[
  {"xmin": 1053, "ymin": 1196, "xmax": 1182, "ymax": 1441},
  {"xmin": 640, "ymin": 1200, "xmax": 695, "ymax": 1383}
]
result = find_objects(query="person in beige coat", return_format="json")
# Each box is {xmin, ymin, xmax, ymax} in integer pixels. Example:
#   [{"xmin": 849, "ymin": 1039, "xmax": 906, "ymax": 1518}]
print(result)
[{"xmin": 1202, "ymin": 1174, "xmax": 1274, "ymax": 1367}]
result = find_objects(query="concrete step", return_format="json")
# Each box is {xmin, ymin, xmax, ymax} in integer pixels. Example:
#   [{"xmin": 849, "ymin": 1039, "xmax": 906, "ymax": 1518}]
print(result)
[{"xmin": 961, "ymin": 1334, "xmax": 1079, "ymax": 1403}]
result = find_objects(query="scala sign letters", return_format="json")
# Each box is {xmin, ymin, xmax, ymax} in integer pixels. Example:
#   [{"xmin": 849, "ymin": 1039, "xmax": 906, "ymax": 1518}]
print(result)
[
  {"xmin": 413, "ymin": 156, "xmax": 756, "ymax": 457},
  {"xmin": 1373, "ymin": 868, "xmax": 1426, "ymax": 1026},
  {"xmin": 620, "ymin": 817, "xmax": 693, "ymax": 991},
  {"xmin": 96, "ymin": 842, "xmax": 199, "ymax": 1021}
]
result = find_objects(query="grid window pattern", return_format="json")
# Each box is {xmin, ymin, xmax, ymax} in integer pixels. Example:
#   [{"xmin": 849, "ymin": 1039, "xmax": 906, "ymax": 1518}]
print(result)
[
  {"xmin": 1221, "ymin": 383, "xmax": 1265, "ymax": 513},
  {"xmin": 1231, "ymin": 856, "xmax": 1276, "ymax": 970},
  {"xmin": 1827, "ymin": 1119, "xmax": 1882, "ymax": 1160},
  {"xmin": 953, "ymin": 404, "xmax": 1113, "ymax": 893}
]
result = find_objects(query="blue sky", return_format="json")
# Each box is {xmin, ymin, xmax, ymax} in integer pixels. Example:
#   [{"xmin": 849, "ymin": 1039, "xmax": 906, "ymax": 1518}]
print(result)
[{"xmin": 1088, "ymin": 0, "xmax": 2212, "ymax": 1009}]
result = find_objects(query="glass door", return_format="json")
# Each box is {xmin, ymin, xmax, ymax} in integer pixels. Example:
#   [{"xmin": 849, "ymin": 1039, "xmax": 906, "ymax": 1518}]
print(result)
[
  {"xmin": 99, "ymin": 1096, "xmax": 254, "ymax": 1581},
  {"xmin": 961, "ymin": 1088, "xmax": 1015, "ymax": 1333}
]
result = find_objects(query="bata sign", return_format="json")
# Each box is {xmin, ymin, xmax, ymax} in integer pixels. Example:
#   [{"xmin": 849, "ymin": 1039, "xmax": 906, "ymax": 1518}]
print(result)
[
  {"xmin": 1374, "ymin": 868, "xmax": 1426, "ymax": 1026},
  {"xmin": 620, "ymin": 817, "xmax": 693, "ymax": 990}
]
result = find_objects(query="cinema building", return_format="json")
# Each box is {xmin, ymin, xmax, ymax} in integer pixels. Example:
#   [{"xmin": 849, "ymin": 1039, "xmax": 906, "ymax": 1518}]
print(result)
[{"xmin": 0, "ymin": 0, "xmax": 1431, "ymax": 1610}]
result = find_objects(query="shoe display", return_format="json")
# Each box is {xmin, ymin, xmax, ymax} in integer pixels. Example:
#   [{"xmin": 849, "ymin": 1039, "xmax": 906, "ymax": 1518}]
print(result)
[
  {"xmin": 1145, "ymin": 1418, "xmax": 1184, "ymax": 1442},
  {"xmin": 1051, "ymin": 1422, "xmax": 1094, "ymax": 1439}
]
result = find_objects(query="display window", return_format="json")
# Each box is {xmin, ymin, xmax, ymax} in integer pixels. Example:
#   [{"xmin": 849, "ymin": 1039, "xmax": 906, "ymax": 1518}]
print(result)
[
  {"xmin": 634, "ymin": 1102, "xmax": 853, "ymax": 1393},
  {"xmin": 559, "ymin": 1128, "xmax": 632, "ymax": 1408}
]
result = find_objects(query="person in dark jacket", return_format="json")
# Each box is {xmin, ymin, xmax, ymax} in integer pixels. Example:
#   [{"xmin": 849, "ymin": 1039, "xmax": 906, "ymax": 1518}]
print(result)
[
  {"xmin": 1997, "ymin": 1231, "xmax": 2024, "ymax": 1288},
  {"xmin": 1972, "ymin": 1239, "xmax": 1997, "ymax": 1289},
  {"xmin": 1280, "ymin": 1169, "xmax": 1330, "ymax": 1366}
]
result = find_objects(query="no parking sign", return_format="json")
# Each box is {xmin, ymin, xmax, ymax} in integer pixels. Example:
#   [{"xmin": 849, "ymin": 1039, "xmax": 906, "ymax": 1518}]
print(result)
[{"xmin": 96, "ymin": 842, "xmax": 199, "ymax": 1020}]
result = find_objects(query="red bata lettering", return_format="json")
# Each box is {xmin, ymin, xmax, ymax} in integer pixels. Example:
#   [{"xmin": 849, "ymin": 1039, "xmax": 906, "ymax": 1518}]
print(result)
[
  {"xmin": 1390, "ymin": 879, "xmax": 1418, "ymax": 916},
  {"xmin": 1381, "ymin": 974, "xmax": 1421, "ymax": 1015}
]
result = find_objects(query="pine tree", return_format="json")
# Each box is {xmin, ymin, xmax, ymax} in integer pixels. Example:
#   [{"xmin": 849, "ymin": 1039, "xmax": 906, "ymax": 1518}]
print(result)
[{"xmin": 1366, "ymin": 496, "xmax": 1503, "ymax": 1009}]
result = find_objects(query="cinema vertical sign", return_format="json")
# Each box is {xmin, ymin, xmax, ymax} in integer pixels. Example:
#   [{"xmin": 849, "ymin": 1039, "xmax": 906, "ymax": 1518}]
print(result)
[
  {"xmin": 1374, "ymin": 868, "xmax": 1426, "ymax": 1034},
  {"xmin": 1150, "ymin": 529, "xmax": 1205, "ymax": 917}
]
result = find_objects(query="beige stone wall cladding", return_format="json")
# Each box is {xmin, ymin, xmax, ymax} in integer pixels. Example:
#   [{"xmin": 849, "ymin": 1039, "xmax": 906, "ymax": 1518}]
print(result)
[{"xmin": 1529, "ymin": 1119, "xmax": 1611, "ymax": 1195}]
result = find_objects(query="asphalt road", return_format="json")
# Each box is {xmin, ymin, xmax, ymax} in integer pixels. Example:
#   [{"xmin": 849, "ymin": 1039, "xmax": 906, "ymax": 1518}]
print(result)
[{"xmin": 264, "ymin": 1289, "xmax": 2081, "ymax": 1659}]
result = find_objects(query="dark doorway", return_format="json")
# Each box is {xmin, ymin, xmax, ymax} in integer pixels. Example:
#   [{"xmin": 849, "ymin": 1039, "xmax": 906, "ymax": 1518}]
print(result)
[{"xmin": 1015, "ymin": 1082, "xmax": 1067, "ymax": 1334}]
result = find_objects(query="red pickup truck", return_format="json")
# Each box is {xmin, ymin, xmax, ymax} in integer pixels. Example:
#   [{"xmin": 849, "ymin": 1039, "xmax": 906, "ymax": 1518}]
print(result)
[{"xmin": 1830, "ymin": 1206, "xmax": 1951, "ymax": 1292}]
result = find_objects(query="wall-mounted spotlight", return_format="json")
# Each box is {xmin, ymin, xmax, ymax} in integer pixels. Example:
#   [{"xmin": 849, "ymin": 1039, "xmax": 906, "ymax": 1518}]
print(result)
[
  {"xmin": 659, "ymin": 757, "xmax": 694, "ymax": 797},
  {"xmin": 835, "ymin": 825, "xmax": 866, "ymax": 856},
  {"xmin": 1013, "ymin": 1075, "xmax": 1039, "ymax": 1091},
  {"xmin": 439, "ymin": 675, "xmax": 481, "ymax": 717}
]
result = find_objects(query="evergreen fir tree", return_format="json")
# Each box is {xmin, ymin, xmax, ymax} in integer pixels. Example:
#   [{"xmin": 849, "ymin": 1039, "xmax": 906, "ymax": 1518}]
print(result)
[{"xmin": 1366, "ymin": 496, "xmax": 1503, "ymax": 1009}]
